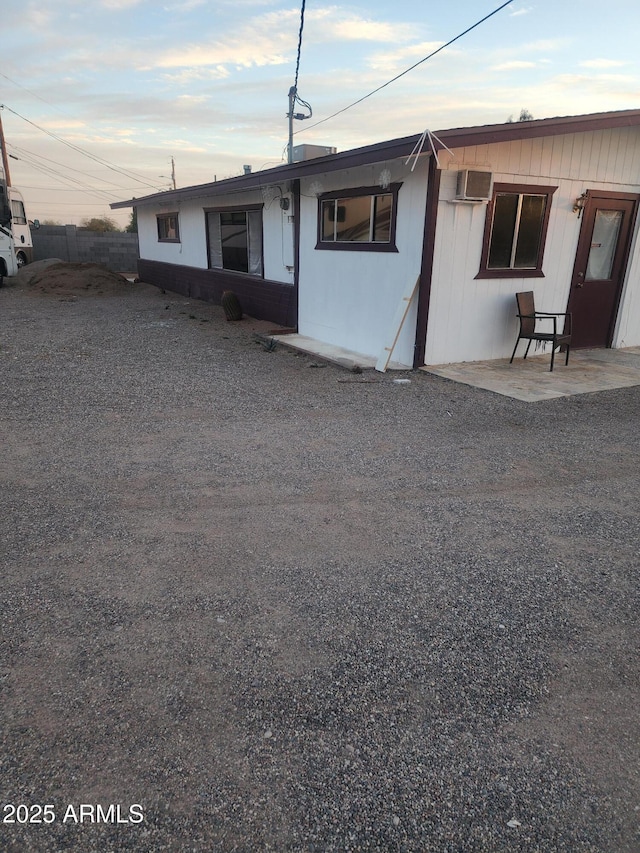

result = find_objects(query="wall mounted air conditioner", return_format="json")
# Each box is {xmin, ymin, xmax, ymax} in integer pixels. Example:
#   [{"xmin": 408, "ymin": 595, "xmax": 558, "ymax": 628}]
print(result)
[{"xmin": 455, "ymin": 169, "xmax": 492, "ymax": 201}]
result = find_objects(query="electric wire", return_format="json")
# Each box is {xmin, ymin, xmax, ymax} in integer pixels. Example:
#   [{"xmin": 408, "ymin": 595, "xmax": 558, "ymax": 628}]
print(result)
[
  {"xmin": 9, "ymin": 143, "xmax": 153, "ymax": 194},
  {"xmin": 296, "ymin": 0, "xmax": 514, "ymax": 136},
  {"xmin": 290, "ymin": 0, "xmax": 312, "ymax": 120},
  {"xmin": 293, "ymin": 0, "xmax": 306, "ymax": 92},
  {"xmin": 7, "ymin": 145, "xmax": 126, "ymax": 203},
  {"xmin": 0, "ymin": 71, "xmax": 80, "ymax": 121},
  {"xmin": 12, "ymin": 156, "xmax": 118, "ymax": 202},
  {"xmin": 1, "ymin": 104, "xmax": 161, "ymax": 189}
]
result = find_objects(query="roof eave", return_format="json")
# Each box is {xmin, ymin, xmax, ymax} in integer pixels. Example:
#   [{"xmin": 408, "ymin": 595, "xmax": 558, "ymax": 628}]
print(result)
[{"xmin": 111, "ymin": 108, "xmax": 640, "ymax": 210}]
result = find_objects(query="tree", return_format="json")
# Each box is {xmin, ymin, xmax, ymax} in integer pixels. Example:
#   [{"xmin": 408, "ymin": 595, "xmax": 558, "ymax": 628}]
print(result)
[
  {"xmin": 80, "ymin": 216, "xmax": 119, "ymax": 232},
  {"xmin": 41, "ymin": 218, "xmax": 63, "ymax": 226},
  {"xmin": 125, "ymin": 209, "xmax": 138, "ymax": 233},
  {"xmin": 506, "ymin": 108, "xmax": 534, "ymax": 123}
]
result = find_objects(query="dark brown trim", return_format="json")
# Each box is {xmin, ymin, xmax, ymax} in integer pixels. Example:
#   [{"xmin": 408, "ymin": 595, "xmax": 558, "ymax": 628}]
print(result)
[
  {"xmin": 204, "ymin": 205, "xmax": 265, "ymax": 278},
  {"xmin": 475, "ymin": 183, "xmax": 557, "ymax": 279},
  {"xmin": 137, "ymin": 259, "xmax": 296, "ymax": 327},
  {"xmin": 475, "ymin": 269, "xmax": 546, "ymax": 280},
  {"xmin": 315, "ymin": 183, "xmax": 401, "ymax": 252},
  {"xmin": 156, "ymin": 212, "xmax": 180, "ymax": 243},
  {"xmin": 566, "ymin": 190, "xmax": 640, "ymax": 348},
  {"xmin": 413, "ymin": 156, "xmax": 441, "ymax": 368},
  {"xmin": 203, "ymin": 202, "xmax": 264, "ymax": 214},
  {"xmin": 292, "ymin": 179, "xmax": 300, "ymax": 330},
  {"xmin": 577, "ymin": 189, "xmax": 640, "ymax": 202},
  {"xmin": 314, "ymin": 241, "xmax": 399, "ymax": 254}
]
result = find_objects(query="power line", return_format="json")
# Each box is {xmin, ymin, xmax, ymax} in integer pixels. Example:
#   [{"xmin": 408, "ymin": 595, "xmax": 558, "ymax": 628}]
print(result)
[
  {"xmin": 0, "ymin": 71, "xmax": 79, "ymax": 121},
  {"xmin": 297, "ymin": 0, "xmax": 514, "ymax": 135},
  {"xmin": 9, "ymin": 149, "xmax": 121, "ymax": 202},
  {"xmin": 1, "ymin": 104, "xmax": 161, "ymax": 189},
  {"xmin": 9, "ymin": 143, "xmax": 145, "ymax": 193},
  {"xmin": 18, "ymin": 184, "xmax": 147, "ymax": 192},
  {"xmin": 293, "ymin": 0, "xmax": 307, "ymax": 92},
  {"xmin": 287, "ymin": 0, "xmax": 312, "ymax": 162},
  {"xmin": 9, "ymin": 142, "xmax": 163, "ymax": 197}
]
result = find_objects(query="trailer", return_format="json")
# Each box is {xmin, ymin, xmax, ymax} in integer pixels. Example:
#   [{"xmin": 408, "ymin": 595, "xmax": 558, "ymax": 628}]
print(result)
[
  {"xmin": 0, "ymin": 173, "xmax": 17, "ymax": 280},
  {"xmin": 9, "ymin": 187, "xmax": 37, "ymax": 268}
]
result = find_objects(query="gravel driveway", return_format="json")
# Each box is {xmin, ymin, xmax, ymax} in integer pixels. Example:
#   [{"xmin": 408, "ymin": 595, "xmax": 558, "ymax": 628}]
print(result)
[{"xmin": 1, "ymin": 277, "xmax": 638, "ymax": 852}]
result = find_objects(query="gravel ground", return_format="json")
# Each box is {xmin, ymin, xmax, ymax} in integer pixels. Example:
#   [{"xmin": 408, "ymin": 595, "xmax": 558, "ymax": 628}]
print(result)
[{"xmin": 0, "ymin": 272, "xmax": 638, "ymax": 852}]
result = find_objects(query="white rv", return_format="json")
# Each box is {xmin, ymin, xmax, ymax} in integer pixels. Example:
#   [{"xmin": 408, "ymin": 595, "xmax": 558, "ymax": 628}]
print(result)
[
  {"xmin": 9, "ymin": 187, "xmax": 36, "ymax": 267},
  {"xmin": 0, "ymin": 177, "xmax": 17, "ymax": 280}
]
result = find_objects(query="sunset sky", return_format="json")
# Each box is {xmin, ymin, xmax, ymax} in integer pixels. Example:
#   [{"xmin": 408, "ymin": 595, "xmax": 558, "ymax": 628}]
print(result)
[{"xmin": 2, "ymin": 0, "xmax": 639, "ymax": 228}]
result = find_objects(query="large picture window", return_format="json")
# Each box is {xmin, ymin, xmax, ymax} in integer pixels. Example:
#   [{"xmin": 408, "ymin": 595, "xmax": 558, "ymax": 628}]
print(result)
[
  {"xmin": 157, "ymin": 213, "xmax": 179, "ymax": 242},
  {"xmin": 476, "ymin": 183, "xmax": 556, "ymax": 278},
  {"xmin": 316, "ymin": 184, "xmax": 400, "ymax": 252},
  {"xmin": 206, "ymin": 207, "xmax": 263, "ymax": 275}
]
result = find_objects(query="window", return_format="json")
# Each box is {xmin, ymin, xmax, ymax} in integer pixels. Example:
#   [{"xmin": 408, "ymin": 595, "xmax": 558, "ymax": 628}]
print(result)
[
  {"xmin": 11, "ymin": 199, "xmax": 27, "ymax": 225},
  {"xmin": 476, "ymin": 183, "xmax": 557, "ymax": 278},
  {"xmin": 316, "ymin": 184, "xmax": 400, "ymax": 252},
  {"xmin": 157, "ymin": 213, "xmax": 179, "ymax": 242},
  {"xmin": 206, "ymin": 207, "xmax": 263, "ymax": 275}
]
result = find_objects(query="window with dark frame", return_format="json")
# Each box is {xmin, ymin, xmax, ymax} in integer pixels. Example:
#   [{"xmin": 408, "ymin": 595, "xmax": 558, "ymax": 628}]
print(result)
[
  {"xmin": 476, "ymin": 183, "xmax": 557, "ymax": 278},
  {"xmin": 316, "ymin": 184, "xmax": 400, "ymax": 252},
  {"xmin": 157, "ymin": 213, "xmax": 179, "ymax": 242},
  {"xmin": 206, "ymin": 206, "xmax": 263, "ymax": 276}
]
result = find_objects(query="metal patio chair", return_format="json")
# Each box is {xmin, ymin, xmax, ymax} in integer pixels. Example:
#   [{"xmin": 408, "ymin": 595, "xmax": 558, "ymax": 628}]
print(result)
[{"xmin": 510, "ymin": 291, "xmax": 572, "ymax": 372}]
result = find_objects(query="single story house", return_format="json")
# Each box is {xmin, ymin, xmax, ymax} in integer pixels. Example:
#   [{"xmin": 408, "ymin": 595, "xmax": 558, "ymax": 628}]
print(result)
[{"xmin": 112, "ymin": 109, "xmax": 640, "ymax": 369}]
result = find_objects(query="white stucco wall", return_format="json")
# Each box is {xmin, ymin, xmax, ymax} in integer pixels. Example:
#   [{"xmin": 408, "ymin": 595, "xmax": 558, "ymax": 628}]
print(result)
[
  {"xmin": 136, "ymin": 184, "xmax": 295, "ymax": 285},
  {"xmin": 424, "ymin": 127, "xmax": 640, "ymax": 365},
  {"xmin": 297, "ymin": 158, "xmax": 430, "ymax": 366}
]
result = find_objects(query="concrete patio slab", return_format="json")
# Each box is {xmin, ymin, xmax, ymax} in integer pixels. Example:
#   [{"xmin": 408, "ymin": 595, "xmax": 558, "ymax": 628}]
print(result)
[
  {"xmin": 271, "ymin": 333, "xmax": 409, "ymax": 371},
  {"xmin": 422, "ymin": 346, "xmax": 640, "ymax": 401}
]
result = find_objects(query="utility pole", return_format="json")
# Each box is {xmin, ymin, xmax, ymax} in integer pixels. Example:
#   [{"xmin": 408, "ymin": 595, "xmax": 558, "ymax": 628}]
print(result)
[
  {"xmin": 0, "ymin": 111, "xmax": 11, "ymax": 187},
  {"xmin": 159, "ymin": 157, "xmax": 177, "ymax": 191},
  {"xmin": 286, "ymin": 86, "xmax": 312, "ymax": 164},
  {"xmin": 287, "ymin": 87, "xmax": 296, "ymax": 164}
]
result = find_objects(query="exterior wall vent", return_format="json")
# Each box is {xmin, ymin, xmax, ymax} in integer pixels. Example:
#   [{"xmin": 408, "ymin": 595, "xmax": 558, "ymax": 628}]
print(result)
[
  {"xmin": 292, "ymin": 144, "xmax": 337, "ymax": 162},
  {"xmin": 455, "ymin": 169, "xmax": 492, "ymax": 201}
]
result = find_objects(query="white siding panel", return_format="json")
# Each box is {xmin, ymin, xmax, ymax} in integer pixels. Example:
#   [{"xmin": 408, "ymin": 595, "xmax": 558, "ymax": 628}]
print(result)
[
  {"xmin": 297, "ymin": 159, "xmax": 428, "ymax": 364},
  {"xmin": 613, "ymin": 228, "xmax": 640, "ymax": 348},
  {"xmin": 426, "ymin": 126, "xmax": 640, "ymax": 365},
  {"xmin": 135, "ymin": 186, "xmax": 294, "ymax": 284}
]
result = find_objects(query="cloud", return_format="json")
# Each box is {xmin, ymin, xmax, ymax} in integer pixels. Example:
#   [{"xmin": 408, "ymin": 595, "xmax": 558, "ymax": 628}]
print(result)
[
  {"xmin": 367, "ymin": 41, "xmax": 450, "ymax": 73},
  {"xmin": 99, "ymin": 0, "xmax": 144, "ymax": 8},
  {"xmin": 579, "ymin": 58, "xmax": 626, "ymax": 69},
  {"xmin": 521, "ymin": 38, "xmax": 569, "ymax": 53},
  {"xmin": 147, "ymin": 10, "xmax": 299, "ymax": 71},
  {"xmin": 163, "ymin": 0, "xmax": 206, "ymax": 10},
  {"xmin": 160, "ymin": 66, "xmax": 231, "ymax": 84},
  {"xmin": 146, "ymin": 6, "xmax": 417, "ymax": 74},
  {"xmin": 152, "ymin": 41, "xmax": 290, "ymax": 70},
  {"xmin": 323, "ymin": 14, "xmax": 415, "ymax": 43},
  {"xmin": 490, "ymin": 61, "xmax": 537, "ymax": 71}
]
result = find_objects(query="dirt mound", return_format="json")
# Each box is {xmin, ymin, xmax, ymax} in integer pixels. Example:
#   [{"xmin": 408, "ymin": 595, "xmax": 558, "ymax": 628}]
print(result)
[{"xmin": 17, "ymin": 260, "xmax": 135, "ymax": 297}]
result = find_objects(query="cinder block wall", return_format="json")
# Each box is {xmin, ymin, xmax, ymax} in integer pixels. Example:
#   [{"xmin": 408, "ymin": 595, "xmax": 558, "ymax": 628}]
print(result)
[{"xmin": 32, "ymin": 226, "xmax": 139, "ymax": 272}]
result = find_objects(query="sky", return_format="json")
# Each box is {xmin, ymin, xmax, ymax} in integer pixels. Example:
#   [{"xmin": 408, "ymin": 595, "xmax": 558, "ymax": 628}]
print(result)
[{"xmin": 1, "ymin": 0, "xmax": 639, "ymax": 229}]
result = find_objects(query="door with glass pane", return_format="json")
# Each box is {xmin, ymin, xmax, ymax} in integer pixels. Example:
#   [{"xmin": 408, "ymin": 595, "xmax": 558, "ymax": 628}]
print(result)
[{"xmin": 567, "ymin": 193, "xmax": 638, "ymax": 348}]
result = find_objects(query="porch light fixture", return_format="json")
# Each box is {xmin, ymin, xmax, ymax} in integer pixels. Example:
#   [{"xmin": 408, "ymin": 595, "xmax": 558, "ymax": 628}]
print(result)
[{"xmin": 573, "ymin": 191, "xmax": 588, "ymax": 217}]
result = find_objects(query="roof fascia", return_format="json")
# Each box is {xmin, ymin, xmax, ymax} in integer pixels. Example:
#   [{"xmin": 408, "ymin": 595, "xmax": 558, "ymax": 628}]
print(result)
[
  {"xmin": 435, "ymin": 110, "xmax": 640, "ymax": 150},
  {"xmin": 111, "ymin": 110, "xmax": 640, "ymax": 210},
  {"xmin": 110, "ymin": 135, "xmax": 423, "ymax": 209}
]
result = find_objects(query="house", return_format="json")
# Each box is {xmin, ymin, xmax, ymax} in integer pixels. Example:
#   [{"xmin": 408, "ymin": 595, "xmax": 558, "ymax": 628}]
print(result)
[{"xmin": 111, "ymin": 109, "xmax": 640, "ymax": 369}]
